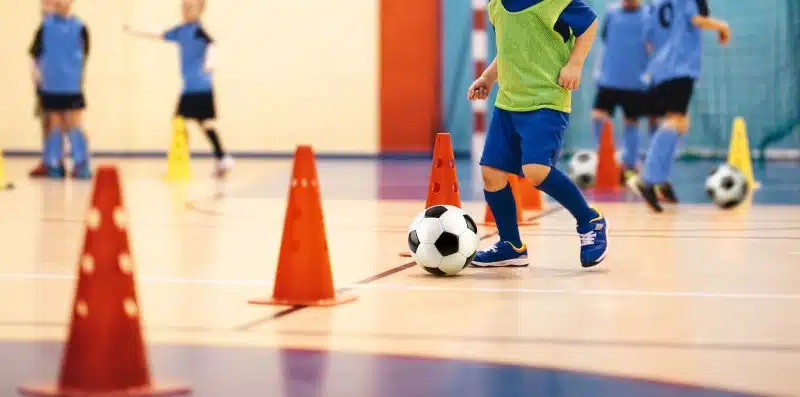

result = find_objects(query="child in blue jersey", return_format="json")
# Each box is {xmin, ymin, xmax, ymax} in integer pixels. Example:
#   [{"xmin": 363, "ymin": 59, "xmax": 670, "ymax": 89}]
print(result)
[
  {"xmin": 28, "ymin": 0, "xmax": 56, "ymax": 178},
  {"xmin": 592, "ymin": 0, "xmax": 651, "ymax": 182},
  {"xmin": 30, "ymin": 0, "xmax": 92, "ymax": 179},
  {"xmin": 468, "ymin": 0, "xmax": 608, "ymax": 268},
  {"xmin": 629, "ymin": 0, "xmax": 730, "ymax": 212},
  {"xmin": 125, "ymin": 0, "xmax": 233, "ymax": 178}
]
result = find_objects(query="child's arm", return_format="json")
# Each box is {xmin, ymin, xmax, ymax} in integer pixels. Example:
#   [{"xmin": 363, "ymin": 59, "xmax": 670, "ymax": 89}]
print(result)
[
  {"xmin": 692, "ymin": 15, "xmax": 731, "ymax": 45},
  {"xmin": 28, "ymin": 25, "xmax": 43, "ymax": 84},
  {"xmin": 558, "ymin": 19, "xmax": 598, "ymax": 91},
  {"xmin": 124, "ymin": 24, "xmax": 170, "ymax": 41},
  {"xmin": 467, "ymin": 59, "xmax": 497, "ymax": 100}
]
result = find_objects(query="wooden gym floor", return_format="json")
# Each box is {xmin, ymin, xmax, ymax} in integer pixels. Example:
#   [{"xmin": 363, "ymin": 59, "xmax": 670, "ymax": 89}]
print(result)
[{"xmin": 0, "ymin": 157, "xmax": 799, "ymax": 397}]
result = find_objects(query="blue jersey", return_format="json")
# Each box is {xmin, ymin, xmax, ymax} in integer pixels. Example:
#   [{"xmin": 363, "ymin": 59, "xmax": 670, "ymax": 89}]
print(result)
[
  {"xmin": 646, "ymin": 0, "xmax": 708, "ymax": 84},
  {"xmin": 31, "ymin": 14, "xmax": 89, "ymax": 94},
  {"xmin": 500, "ymin": 0, "xmax": 597, "ymax": 36},
  {"xmin": 164, "ymin": 22, "xmax": 214, "ymax": 93},
  {"xmin": 596, "ymin": 3, "xmax": 650, "ymax": 91}
]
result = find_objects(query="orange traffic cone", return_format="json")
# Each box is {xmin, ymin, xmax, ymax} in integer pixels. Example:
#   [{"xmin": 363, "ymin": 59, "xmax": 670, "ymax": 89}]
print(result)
[
  {"xmin": 514, "ymin": 175, "xmax": 543, "ymax": 211},
  {"xmin": 18, "ymin": 166, "xmax": 190, "ymax": 396},
  {"xmin": 482, "ymin": 175, "xmax": 535, "ymax": 227},
  {"xmin": 595, "ymin": 119, "xmax": 620, "ymax": 192},
  {"xmin": 401, "ymin": 133, "xmax": 462, "ymax": 257},
  {"xmin": 249, "ymin": 145, "xmax": 356, "ymax": 307},
  {"xmin": 425, "ymin": 133, "xmax": 462, "ymax": 208}
]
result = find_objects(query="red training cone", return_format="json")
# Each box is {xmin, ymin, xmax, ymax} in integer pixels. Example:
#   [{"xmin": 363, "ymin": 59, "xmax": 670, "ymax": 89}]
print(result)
[
  {"xmin": 401, "ymin": 133, "xmax": 462, "ymax": 257},
  {"xmin": 595, "ymin": 119, "xmax": 620, "ymax": 192},
  {"xmin": 18, "ymin": 166, "xmax": 190, "ymax": 397},
  {"xmin": 249, "ymin": 146, "xmax": 356, "ymax": 306}
]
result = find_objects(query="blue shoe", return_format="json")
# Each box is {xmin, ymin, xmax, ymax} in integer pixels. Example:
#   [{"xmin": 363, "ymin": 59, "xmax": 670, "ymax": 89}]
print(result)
[
  {"xmin": 470, "ymin": 241, "xmax": 528, "ymax": 268},
  {"xmin": 578, "ymin": 209, "xmax": 609, "ymax": 268},
  {"xmin": 46, "ymin": 164, "xmax": 66, "ymax": 179},
  {"xmin": 71, "ymin": 162, "xmax": 93, "ymax": 180}
]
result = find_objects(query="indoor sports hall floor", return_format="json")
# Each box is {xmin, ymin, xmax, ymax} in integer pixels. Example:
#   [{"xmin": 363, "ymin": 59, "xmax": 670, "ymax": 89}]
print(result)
[{"xmin": 1, "ymin": 157, "xmax": 799, "ymax": 397}]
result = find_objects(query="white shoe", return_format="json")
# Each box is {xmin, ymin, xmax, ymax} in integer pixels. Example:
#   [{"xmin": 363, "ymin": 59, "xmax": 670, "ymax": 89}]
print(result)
[{"xmin": 215, "ymin": 155, "xmax": 234, "ymax": 178}]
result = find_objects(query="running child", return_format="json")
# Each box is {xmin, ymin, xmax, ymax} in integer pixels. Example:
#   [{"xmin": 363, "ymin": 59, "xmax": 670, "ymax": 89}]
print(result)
[{"xmin": 468, "ymin": 0, "xmax": 608, "ymax": 268}]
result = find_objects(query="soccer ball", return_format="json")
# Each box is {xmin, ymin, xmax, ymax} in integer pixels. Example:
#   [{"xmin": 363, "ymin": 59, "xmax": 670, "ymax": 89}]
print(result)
[
  {"xmin": 407, "ymin": 205, "xmax": 479, "ymax": 276},
  {"xmin": 705, "ymin": 164, "xmax": 750, "ymax": 209},
  {"xmin": 568, "ymin": 150, "xmax": 598, "ymax": 188}
]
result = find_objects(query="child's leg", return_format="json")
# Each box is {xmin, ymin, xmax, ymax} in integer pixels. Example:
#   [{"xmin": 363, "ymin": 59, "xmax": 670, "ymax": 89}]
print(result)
[
  {"xmin": 470, "ymin": 107, "xmax": 528, "ymax": 268},
  {"xmin": 65, "ymin": 108, "xmax": 92, "ymax": 179},
  {"xmin": 516, "ymin": 109, "xmax": 608, "ymax": 267},
  {"xmin": 631, "ymin": 78, "xmax": 694, "ymax": 211},
  {"xmin": 201, "ymin": 119, "xmax": 226, "ymax": 160},
  {"xmin": 44, "ymin": 111, "xmax": 66, "ymax": 177},
  {"xmin": 591, "ymin": 87, "xmax": 616, "ymax": 146}
]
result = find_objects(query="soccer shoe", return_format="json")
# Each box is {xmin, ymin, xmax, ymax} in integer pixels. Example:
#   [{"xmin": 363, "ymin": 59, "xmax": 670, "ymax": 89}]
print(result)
[
  {"xmin": 71, "ymin": 162, "xmax": 93, "ymax": 180},
  {"xmin": 214, "ymin": 155, "xmax": 234, "ymax": 178},
  {"xmin": 470, "ymin": 241, "xmax": 528, "ymax": 268},
  {"xmin": 656, "ymin": 182, "xmax": 679, "ymax": 204},
  {"xmin": 578, "ymin": 209, "xmax": 609, "ymax": 268},
  {"xmin": 626, "ymin": 176, "xmax": 663, "ymax": 213},
  {"xmin": 46, "ymin": 164, "xmax": 66, "ymax": 179},
  {"xmin": 29, "ymin": 162, "xmax": 48, "ymax": 178}
]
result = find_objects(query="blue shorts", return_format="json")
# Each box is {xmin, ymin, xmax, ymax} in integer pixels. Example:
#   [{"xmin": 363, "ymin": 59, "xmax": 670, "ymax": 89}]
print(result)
[{"xmin": 479, "ymin": 107, "xmax": 569, "ymax": 176}]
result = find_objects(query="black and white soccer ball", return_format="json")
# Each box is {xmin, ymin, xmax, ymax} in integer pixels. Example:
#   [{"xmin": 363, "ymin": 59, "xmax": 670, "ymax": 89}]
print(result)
[
  {"xmin": 407, "ymin": 205, "xmax": 479, "ymax": 276},
  {"xmin": 705, "ymin": 164, "xmax": 750, "ymax": 209},
  {"xmin": 568, "ymin": 150, "xmax": 598, "ymax": 188}
]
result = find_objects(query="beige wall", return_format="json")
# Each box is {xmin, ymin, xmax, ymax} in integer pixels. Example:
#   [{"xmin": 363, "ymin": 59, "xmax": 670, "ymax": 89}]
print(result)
[{"xmin": 0, "ymin": 0, "xmax": 379, "ymax": 154}]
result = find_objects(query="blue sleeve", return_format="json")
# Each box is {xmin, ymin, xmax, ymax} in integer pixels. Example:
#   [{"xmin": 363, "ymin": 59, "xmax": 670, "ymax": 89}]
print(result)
[
  {"xmin": 163, "ymin": 25, "xmax": 181, "ymax": 42},
  {"xmin": 558, "ymin": 0, "xmax": 597, "ymax": 37}
]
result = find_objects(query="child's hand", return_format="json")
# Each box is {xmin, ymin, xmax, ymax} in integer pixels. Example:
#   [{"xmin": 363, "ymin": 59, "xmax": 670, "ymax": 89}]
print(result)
[
  {"xmin": 718, "ymin": 23, "xmax": 731, "ymax": 45},
  {"xmin": 468, "ymin": 77, "xmax": 492, "ymax": 100},
  {"xmin": 558, "ymin": 62, "xmax": 583, "ymax": 91}
]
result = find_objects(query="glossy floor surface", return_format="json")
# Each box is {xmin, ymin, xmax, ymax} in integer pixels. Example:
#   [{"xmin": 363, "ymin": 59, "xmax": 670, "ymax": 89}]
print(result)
[{"xmin": 0, "ymin": 157, "xmax": 799, "ymax": 397}]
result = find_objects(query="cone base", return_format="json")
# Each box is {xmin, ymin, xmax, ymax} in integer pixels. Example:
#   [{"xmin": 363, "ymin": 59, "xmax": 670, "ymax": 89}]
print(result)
[
  {"xmin": 18, "ymin": 384, "xmax": 191, "ymax": 397},
  {"xmin": 399, "ymin": 252, "xmax": 412, "ymax": 257},
  {"xmin": 248, "ymin": 294, "xmax": 357, "ymax": 307}
]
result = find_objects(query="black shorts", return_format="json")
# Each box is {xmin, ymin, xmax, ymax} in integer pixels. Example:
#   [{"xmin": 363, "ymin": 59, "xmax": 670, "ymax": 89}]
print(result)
[
  {"xmin": 593, "ymin": 87, "xmax": 649, "ymax": 120},
  {"xmin": 649, "ymin": 77, "xmax": 695, "ymax": 116},
  {"xmin": 176, "ymin": 92, "xmax": 216, "ymax": 121},
  {"xmin": 40, "ymin": 93, "xmax": 86, "ymax": 112}
]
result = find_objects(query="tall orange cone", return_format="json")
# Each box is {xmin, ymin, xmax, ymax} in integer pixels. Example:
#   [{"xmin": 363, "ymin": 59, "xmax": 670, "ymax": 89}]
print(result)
[
  {"xmin": 514, "ymin": 175, "xmax": 543, "ymax": 211},
  {"xmin": 482, "ymin": 175, "xmax": 535, "ymax": 227},
  {"xmin": 401, "ymin": 133, "xmax": 462, "ymax": 257},
  {"xmin": 249, "ymin": 145, "xmax": 356, "ymax": 306},
  {"xmin": 595, "ymin": 119, "xmax": 620, "ymax": 192},
  {"xmin": 425, "ymin": 133, "xmax": 462, "ymax": 208},
  {"xmin": 19, "ymin": 166, "xmax": 190, "ymax": 397}
]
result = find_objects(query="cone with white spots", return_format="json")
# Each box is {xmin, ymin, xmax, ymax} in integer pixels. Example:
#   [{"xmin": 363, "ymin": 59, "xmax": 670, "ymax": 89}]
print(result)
[{"xmin": 18, "ymin": 165, "xmax": 190, "ymax": 396}]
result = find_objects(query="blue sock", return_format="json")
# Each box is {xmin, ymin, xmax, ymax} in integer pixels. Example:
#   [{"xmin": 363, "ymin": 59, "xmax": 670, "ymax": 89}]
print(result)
[
  {"xmin": 44, "ymin": 130, "xmax": 63, "ymax": 167},
  {"xmin": 592, "ymin": 118, "xmax": 604, "ymax": 147},
  {"xmin": 537, "ymin": 167, "xmax": 597, "ymax": 225},
  {"xmin": 68, "ymin": 128, "xmax": 89, "ymax": 165},
  {"xmin": 622, "ymin": 123, "xmax": 640, "ymax": 169},
  {"xmin": 642, "ymin": 126, "xmax": 680, "ymax": 185},
  {"xmin": 484, "ymin": 184, "xmax": 522, "ymax": 247}
]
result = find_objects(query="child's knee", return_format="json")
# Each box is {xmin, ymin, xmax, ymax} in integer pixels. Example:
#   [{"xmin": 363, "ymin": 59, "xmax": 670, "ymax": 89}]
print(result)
[
  {"xmin": 481, "ymin": 166, "xmax": 508, "ymax": 192},
  {"xmin": 664, "ymin": 113, "xmax": 690, "ymax": 134},
  {"xmin": 201, "ymin": 119, "xmax": 216, "ymax": 130},
  {"xmin": 591, "ymin": 110, "xmax": 610, "ymax": 121},
  {"xmin": 522, "ymin": 164, "xmax": 551, "ymax": 186}
]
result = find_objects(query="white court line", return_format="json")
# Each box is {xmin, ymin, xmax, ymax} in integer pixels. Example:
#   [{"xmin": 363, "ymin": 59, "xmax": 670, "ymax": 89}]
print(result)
[
  {"xmin": 3, "ymin": 272, "xmax": 800, "ymax": 301},
  {"xmin": 345, "ymin": 283, "xmax": 800, "ymax": 301}
]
